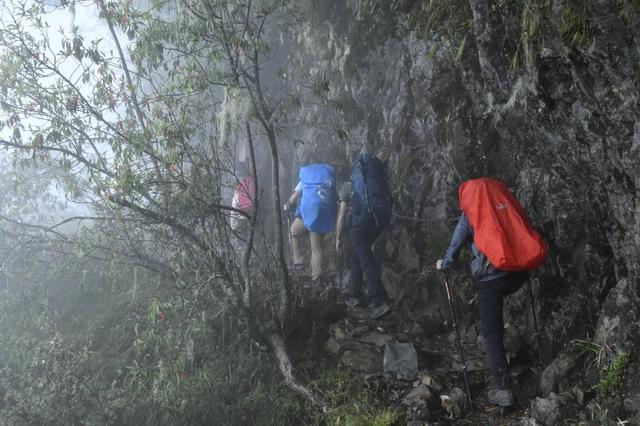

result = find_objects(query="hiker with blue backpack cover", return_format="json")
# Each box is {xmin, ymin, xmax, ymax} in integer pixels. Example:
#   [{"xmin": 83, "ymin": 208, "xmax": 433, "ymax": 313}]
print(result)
[
  {"xmin": 336, "ymin": 153, "xmax": 393, "ymax": 320},
  {"xmin": 285, "ymin": 164, "xmax": 337, "ymax": 283}
]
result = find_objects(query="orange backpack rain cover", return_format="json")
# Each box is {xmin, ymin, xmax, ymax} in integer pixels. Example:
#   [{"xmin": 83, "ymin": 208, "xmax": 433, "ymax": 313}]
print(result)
[{"xmin": 459, "ymin": 177, "xmax": 547, "ymax": 271}]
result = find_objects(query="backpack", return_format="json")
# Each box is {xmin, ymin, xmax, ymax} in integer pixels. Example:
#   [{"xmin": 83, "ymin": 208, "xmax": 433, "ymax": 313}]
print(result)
[
  {"xmin": 297, "ymin": 164, "xmax": 337, "ymax": 233},
  {"xmin": 234, "ymin": 176, "xmax": 255, "ymax": 213},
  {"xmin": 459, "ymin": 177, "xmax": 547, "ymax": 271},
  {"xmin": 349, "ymin": 154, "xmax": 393, "ymax": 228}
]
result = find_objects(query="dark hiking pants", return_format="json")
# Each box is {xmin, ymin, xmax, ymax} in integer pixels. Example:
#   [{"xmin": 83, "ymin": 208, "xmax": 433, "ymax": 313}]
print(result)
[
  {"xmin": 348, "ymin": 222, "xmax": 387, "ymax": 307},
  {"xmin": 477, "ymin": 271, "xmax": 528, "ymax": 388}
]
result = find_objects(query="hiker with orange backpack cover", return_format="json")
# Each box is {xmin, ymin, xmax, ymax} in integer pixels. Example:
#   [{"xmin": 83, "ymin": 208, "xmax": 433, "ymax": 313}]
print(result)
[{"xmin": 436, "ymin": 177, "xmax": 547, "ymax": 408}]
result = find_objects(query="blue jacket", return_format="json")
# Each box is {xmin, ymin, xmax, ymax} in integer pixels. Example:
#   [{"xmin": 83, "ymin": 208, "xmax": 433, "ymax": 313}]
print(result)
[{"xmin": 441, "ymin": 214, "xmax": 509, "ymax": 282}]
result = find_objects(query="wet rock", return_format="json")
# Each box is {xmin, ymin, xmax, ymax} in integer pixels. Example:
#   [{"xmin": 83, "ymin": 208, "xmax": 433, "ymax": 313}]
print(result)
[
  {"xmin": 440, "ymin": 387, "xmax": 465, "ymax": 419},
  {"xmin": 360, "ymin": 332, "xmax": 392, "ymax": 348},
  {"xmin": 418, "ymin": 316, "xmax": 444, "ymax": 337},
  {"xmin": 571, "ymin": 385, "xmax": 584, "ymax": 407},
  {"xmin": 396, "ymin": 331, "xmax": 410, "ymax": 342},
  {"xmin": 350, "ymin": 324, "xmax": 370, "ymax": 337},
  {"xmin": 397, "ymin": 229, "xmax": 420, "ymax": 272},
  {"xmin": 409, "ymin": 322, "xmax": 426, "ymax": 339},
  {"xmin": 340, "ymin": 269, "xmax": 350, "ymax": 288},
  {"xmin": 540, "ymin": 352, "xmax": 574, "ymax": 395},
  {"xmin": 464, "ymin": 323, "xmax": 478, "ymax": 343},
  {"xmin": 334, "ymin": 326, "xmax": 346, "ymax": 340},
  {"xmin": 531, "ymin": 394, "xmax": 560, "ymax": 425},
  {"xmin": 530, "ymin": 392, "xmax": 573, "ymax": 426},
  {"xmin": 381, "ymin": 269, "xmax": 401, "ymax": 299},
  {"xmin": 414, "ymin": 371, "xmax": 444, "ymax": 392},
  {"xmin": 324, "ymin": 337, "xmax": 342, "ymax": 355},
  {"xmin": 451, "ymin": 356, "xmax": 486, "ymax": 373},
  {"xmin": 340, "ymin": 349, "xmax": 382, "ymax": 374},
  {"xmin": 401, "ymin": 385, "xmax": 433, "ymax": 421},
  {"xmin": 384, "ymin": 342, "xmax": 418, "ymax": 380},
  {"xmin": 595, "ymin": 278, "xmax": 640, "ymax": 353},
  {"xmin": 624, "ymin": 392, "xmax": 640, "ymax": 415},
  {"xmin": 503, "ymin": 323, "xmax": 524, "ymax": 357}
]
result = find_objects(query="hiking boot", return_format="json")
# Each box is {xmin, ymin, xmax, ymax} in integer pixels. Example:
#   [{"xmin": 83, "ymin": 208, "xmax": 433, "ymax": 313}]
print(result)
[
  {"xmin": 369, "ymin": 302, "xmax": 391, "ymax": 320},
  {"xmin": 486, "ymin": 388, "xmax": 514, "ymax": 407}
]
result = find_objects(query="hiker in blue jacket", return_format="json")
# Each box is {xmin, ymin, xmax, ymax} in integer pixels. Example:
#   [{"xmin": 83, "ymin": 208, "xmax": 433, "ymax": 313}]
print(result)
[
  {"xmin": 437, "ymin": 213, "xmax": 527, "ymax": 407},
  {"xmin": 285, "ymin": 164, "xmax": 337, "ymax": 283},
  {"xmin": 336, "ymin": 153, "xmax": 393, "ymax": 320}
]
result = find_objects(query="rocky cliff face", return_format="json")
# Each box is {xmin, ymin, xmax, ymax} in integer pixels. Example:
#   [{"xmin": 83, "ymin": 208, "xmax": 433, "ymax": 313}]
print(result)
[{"xmin": 279, "ymin": 0, "xmax": 639, "ymax": 422}]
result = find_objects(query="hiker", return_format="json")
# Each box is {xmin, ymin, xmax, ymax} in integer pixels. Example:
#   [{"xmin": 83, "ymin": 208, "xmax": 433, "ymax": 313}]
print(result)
[
  {"xmin": 284, "ymin": 163, "xmax": 337, "ymax": 283},
  {"xmin": 230, "ymin": 173, "xmax": 256, "ymax": 245},
  {"xmin": 436, "ymin": 177, "xmax": 546, "ymax": 408},
  {"xmin": 336, "ymin": 153, "xmax": 393, "ymax": 320}
]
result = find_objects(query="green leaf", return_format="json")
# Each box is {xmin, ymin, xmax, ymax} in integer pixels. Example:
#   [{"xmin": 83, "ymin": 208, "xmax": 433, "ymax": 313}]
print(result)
[{"xmin": 455, "ymin": 34, "xmax": 467, "ymax": 63}]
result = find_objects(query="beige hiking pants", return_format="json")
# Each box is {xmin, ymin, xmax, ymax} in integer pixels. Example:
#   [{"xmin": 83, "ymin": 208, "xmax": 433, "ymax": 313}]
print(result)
[{"xmin": 290, "ymin": 217, "xmax": 323, "ymax": 281}]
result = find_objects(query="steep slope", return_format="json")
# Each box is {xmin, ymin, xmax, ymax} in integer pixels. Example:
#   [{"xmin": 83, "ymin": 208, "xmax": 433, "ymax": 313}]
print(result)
[{"xmin": 280, "ymin": 1, "xmax": 640, "ymax": 423}]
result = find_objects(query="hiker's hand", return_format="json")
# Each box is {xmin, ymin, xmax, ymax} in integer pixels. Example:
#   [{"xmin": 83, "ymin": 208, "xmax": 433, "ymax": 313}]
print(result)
[
  {"xmin": 436, "ymin": 259, "xmax": 444, "ymax": 270},
  {"xmin": 335, "ymin": 238, "xmax": 341, "ymax": 253}
]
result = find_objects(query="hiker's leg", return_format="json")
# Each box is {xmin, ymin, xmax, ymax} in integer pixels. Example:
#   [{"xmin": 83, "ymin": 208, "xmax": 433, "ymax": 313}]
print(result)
[
  {"xmin": 351, "ymin": 224, "xmax": 386, "ymax": 307},
  {"xmin": 309, "ymin": 231, "xmax": 323, "ymax": 281},
  {"xmin": 290, "ymin": 217, "xmax": 306, "ymax": 266},
  {"xmin": 502, "ymin": 271, "xmax": 528, "ymax": 297},
  {"xmin": 477, "ymin": 278, "xmax": 509, "ymax": 387},
  {"xmin": 349, "ymin": 241, "xmax": 364, "ymax": 300}
]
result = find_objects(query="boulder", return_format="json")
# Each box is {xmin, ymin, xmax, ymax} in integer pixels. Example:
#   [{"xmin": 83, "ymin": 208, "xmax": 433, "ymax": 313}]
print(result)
[
  {"xmin": 414, "ymin": 371, "xmax": 444, "ymax": 392},
  {"xmin": 540, "ymin": 352, "xmax": 574, "ymax": 396},
  {"xmin": 409, "ymin": 322, "xmax": 426, "ymax": 339},
  {"xmin": 324, "ymin": 337, "xmax": 341, "ymax": 355},
  {"xmin": 401, "ymin": 385, "xmax": 433, "ymax": 421},
  {"xmin": 531, "ymin": 392, "xmax": 573, "ymax": 426},
  {"xmin": 360, "ymin": 332, "xmax": 392, "ymax": 348},
  {"xmin": 384, "ymin": 342, "xmax": 418, "ymax": 380},
  {"xmin": 439, "ymin": 387, "xmax": 465, "ymax": 419}
]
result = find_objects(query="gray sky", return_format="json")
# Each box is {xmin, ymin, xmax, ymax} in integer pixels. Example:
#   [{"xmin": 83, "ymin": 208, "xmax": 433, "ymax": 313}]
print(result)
[{"xmin": 0, "ymin": 0, "xmax": 121, "ymax": 228}]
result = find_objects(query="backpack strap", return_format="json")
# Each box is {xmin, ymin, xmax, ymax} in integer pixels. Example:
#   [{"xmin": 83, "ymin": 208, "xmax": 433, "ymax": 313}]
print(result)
[{"xmin": 359, "ymin": 158, "xmax": 381, "ymax": 229}]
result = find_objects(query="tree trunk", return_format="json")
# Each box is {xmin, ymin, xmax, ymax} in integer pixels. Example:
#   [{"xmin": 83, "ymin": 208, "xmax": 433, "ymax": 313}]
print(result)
[
  {"xmin": 265, "ymin": 126, "xmax": 292, "ymax": 323},
  {"xmin": 265, "ymin": 329, "xmax": 327, "ymax": 411}
]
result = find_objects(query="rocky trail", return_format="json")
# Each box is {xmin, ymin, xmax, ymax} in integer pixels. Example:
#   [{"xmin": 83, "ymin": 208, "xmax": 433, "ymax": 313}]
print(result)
[{"xmin": 292, "ymin": 277, "xmax": 594, "ymax": 426}]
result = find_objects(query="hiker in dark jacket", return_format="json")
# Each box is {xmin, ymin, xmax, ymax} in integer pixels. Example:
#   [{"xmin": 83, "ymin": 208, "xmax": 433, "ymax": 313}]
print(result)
[
  {"xmin": 436, "ymin": 213, "xmax": 527, "ymax": 407},
  {"xmin": 336, "ymin": 153, "xmax": 392, "ymax": 320}
]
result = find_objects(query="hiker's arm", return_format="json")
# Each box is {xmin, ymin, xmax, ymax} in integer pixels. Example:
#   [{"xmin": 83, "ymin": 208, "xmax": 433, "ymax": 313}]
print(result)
[
  {"xmin": 288, "ymin": 189, "xmax": 301, "ymax": 206},
  {"xmin": 336, "ymin": 200, "xmax": 348, "ymax": 252},
  {"xmin": 287, "ymin": 181, "xmax": 302, "ymax": 207},
  {"xmin": 441, "ymin": 214, "xmax": 472, "ymax": 270}
]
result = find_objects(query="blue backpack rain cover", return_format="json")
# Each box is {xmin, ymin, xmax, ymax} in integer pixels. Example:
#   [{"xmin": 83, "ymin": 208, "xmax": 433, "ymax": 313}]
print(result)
[
  {"xmin": 349, "ymin": 154, "xmax": 393, "ymax": 228},
  {"xmin": 297, "ymin": 164, "xmax": 337, "ymax": 233}
]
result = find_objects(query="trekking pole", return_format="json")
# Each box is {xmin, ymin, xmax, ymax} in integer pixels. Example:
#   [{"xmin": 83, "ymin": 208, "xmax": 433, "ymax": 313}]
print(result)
[
  {"xmin": 528, "ymin": 279, "xmax": 539, "ymax": 336},
  {"xmin": 442, "ymin": 271, "xmax": 473, "ymax": 413},
  {"xmin": 284, "ymin": 204, "xmax": 294, "ymax": 262},
  {"xmin": 528, "ymin": 278, "xmax": 543, "ymax": 365}
]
